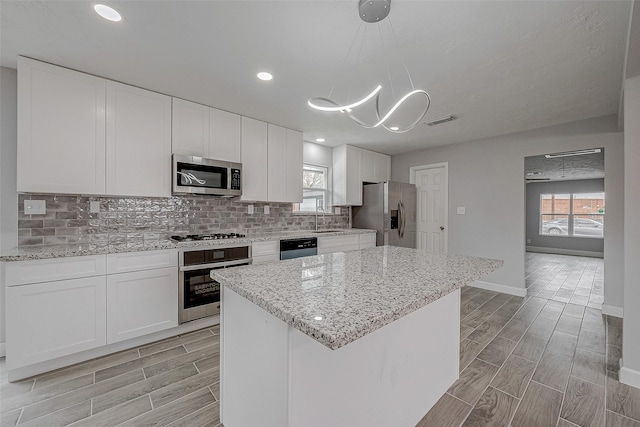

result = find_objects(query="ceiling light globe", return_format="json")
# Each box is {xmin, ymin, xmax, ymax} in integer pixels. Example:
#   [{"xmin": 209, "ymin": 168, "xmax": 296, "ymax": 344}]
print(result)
[
  {"xmin": 316, "ymin": 138, "xmax": 326, "ymax": 142},
  {"xmin": 93, "ymin": 4, "xmax": 122, "ymax": 22},
  {"xmin": 257, "ymin": 72, "xmax": 273, "ymax": 81}
]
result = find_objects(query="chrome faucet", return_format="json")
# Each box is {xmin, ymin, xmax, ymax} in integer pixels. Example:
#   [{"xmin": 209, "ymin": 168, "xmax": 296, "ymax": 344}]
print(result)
[{"xmin": 315, "ymin": 199, "xmax": 325, "ymax": 231}]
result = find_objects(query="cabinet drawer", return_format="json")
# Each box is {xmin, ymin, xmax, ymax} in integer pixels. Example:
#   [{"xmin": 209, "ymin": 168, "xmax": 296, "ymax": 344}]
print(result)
[
  {"xmin": 4, "ymin": 255, "xmax": 106, "ymax": 286},
  {"xmin": 359, "ymin": 233, "xmax": 377, "ymax": 249},
  {"xmin": 252, "ymin": 241, "xmax": 280, "ymax": 257},
  {"xmin": 106, "ymin": 250, "xmax": 178, "ymax": 274},
  {"xmin": 252, "ymin": 254, "xmax": 281, "ymax": 265},
  {"xmin": 318, "ymin": 235, "xmax": 360, "ymax": 254}
]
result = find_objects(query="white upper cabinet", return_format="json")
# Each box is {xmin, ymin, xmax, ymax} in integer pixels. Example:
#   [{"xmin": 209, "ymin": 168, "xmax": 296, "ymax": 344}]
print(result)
[
  {"xmin": 17, "ymin": 57, "xmax": 106, "ymax": 194},
  {"xmin": 334, "ymin": 145, "xmax": 390, "ymax": 205},
  {"xmin": 333, "ymin": 145, "xmax": 363, "ymax": 206},
  {"xmin": 267, "ymin": 125, "xmax": 303, "ymax": 203},
  {"xmin": 374, "ymin": 152, "xmax": 391, "ymax": 182},
  {"xmin": 172, "ymin": 98, "xmax": 210, "ymax": 157},
  {"xmin": 210, "ymin": 108, "xmax": 241, "ymax": 163},
  {"xmin": 241, "ymin": 117, "xmax": 268, "ymax": 201},
  {"xmin": 267, "ymin": 124, "xmax": 288, "ymax": 202},
  {"xmin": 285, "ymin": 129, "xmax": 303, "ymax": 203},
  {"xmin": 361, "ymin": 149, "xmax": 390, "ymax": 183},
  {"xmin": 106, "ymin": 81, "xmax": 172, "ymax": 198}
]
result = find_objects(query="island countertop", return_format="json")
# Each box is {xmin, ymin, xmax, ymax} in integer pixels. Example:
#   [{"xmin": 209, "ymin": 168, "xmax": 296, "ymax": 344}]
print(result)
[{"xmin": 213, "ymin": 245, "xmax": 503, "ymax": 350}]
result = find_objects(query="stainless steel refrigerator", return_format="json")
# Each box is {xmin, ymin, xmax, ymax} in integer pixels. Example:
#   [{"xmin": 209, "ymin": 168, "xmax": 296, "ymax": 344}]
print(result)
[{"xmin": 352, "ymin": 181, "xmax": 417, "ymax": 248}]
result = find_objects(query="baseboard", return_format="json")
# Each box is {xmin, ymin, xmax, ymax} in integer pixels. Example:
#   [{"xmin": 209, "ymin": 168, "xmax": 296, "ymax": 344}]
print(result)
[
  {"xmin": 620, "ymin": 364, "xmax": 640, "ymax": 389},
  {"xmin": 470, "ymin": 280, "xmax": 527, "ymax": 297},
  {"xmin": 602, "ymin": 304, "xmax": 624, "ymax": 318},
  {"xmin": 0, "ymin": 342, "xmax": 5, "ymax": 358},
  {"xmin": 526, "ymin": 246, "xmax": 604, "ymax": 258}
]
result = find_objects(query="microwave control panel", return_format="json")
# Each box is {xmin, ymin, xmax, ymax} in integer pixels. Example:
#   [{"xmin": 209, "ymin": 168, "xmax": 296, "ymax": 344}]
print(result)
[{"xmin": 231, "ymin": 169, "xmax": 241, "ymax": 190}]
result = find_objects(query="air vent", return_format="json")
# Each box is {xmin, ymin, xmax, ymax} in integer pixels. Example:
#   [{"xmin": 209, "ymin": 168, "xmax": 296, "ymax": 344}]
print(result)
[{"xmin": 425, "ymin": 115, "xmax": 456, "ymax": 126}]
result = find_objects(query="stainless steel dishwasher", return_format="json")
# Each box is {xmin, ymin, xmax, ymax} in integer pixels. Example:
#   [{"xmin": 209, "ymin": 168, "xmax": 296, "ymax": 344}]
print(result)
[{"xmin": 280, "ymin": 237, "xmax": 318, "ymax": 260}]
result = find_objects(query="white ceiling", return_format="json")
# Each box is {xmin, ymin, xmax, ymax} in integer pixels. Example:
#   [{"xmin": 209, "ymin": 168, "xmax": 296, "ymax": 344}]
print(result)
[{"xmin": 0, "ymin": 1, "xmax": 632, "ymax": 155}]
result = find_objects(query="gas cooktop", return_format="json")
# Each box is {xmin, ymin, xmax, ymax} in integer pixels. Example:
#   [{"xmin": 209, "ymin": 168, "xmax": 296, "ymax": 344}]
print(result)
[{"xmin": 170, "ymin": 233, "xmax": 246, "ymax": 242}]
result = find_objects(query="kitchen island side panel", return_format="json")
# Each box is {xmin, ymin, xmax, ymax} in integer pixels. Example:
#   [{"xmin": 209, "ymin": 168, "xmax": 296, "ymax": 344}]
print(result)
[{"xmin": 221, "ymin": 286, "xmax": 460, "ymax": 427}]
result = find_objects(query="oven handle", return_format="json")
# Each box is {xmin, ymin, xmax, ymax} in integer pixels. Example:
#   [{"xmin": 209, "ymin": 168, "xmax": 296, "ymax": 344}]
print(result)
[{"xmin": 179, "ymin": 258, "xmax": 253, "ymax": 272}]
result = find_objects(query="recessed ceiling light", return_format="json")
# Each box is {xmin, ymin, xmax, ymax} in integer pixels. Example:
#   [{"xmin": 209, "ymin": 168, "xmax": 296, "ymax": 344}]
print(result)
[
  {"xmin": 257, "ymin": 72, "xmax": 273, "ymax": 81},
  {"xmin": 316, "ymin": 138, "xmax": 325, "ymax": 142},
  {"xmin": 314, "ymin": 316, "xmax": 323, "ymax": 321},
  {"xmin": 389, "ymin": 126, "xmax": 399, "ymax": 131},
  {"xmin": 93, "ymin": 4, "xmax": 122, "ymax": 22}
]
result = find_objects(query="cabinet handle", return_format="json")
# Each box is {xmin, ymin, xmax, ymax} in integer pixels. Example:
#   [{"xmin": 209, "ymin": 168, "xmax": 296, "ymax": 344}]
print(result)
[{"xmin": 440, "ymin": 226, "xmax": 445, "ymax": 231}]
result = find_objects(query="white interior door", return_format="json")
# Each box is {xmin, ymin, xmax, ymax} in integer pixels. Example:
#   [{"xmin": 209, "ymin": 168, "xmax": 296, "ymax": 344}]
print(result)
[{"xmin": 411, "ymin": 163, "xmax": 448, "ymax": 253}]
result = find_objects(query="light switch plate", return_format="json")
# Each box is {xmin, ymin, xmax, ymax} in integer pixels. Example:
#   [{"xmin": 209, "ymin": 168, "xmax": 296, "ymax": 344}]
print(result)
[
  {"xmin": 247, "ymin": 205, "xmax": 254, "ymax": 215},
  {"xmin": 90, "ymin": 201, "xmax": 101, "ymax": 213},
  {"xmin": 24, "ymin": 200, "xmax": 46, "ymax": 215},
  {"xmin": 264, "ymin": 205, "xmax": 270, "ymax": 215},
  {"xmin": 457, "ymin": 207, "xmax": 466, "ymax": 215}
]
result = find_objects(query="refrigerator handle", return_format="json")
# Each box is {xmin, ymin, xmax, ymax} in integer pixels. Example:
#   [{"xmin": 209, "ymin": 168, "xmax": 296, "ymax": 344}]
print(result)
[{"xmin": 399, "ymin": 200, "xmax": 405, "ymax": 238}]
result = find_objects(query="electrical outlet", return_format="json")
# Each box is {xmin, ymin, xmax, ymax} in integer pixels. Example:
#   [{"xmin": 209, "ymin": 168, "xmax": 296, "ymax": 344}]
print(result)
[
  {"xmin": 527, "ymin": 239, "xmax": 531, "ymax": 244},
  {"xmin": 24, "ymin": 200, "xmax": 46, "ymax": 215},
  {"xmin": 247, "ymin": 205, "xmax": 254, "ymax": 215},
  {"xmin": 457, "ymin": 207, "xmax": 466, "ymax": 215},
  {"xmin": 334, "ymin": 207, "xmax": 341, "ymax": 215},
  {"xmin": 90, "ymin": 201, "xmax": 101, "ymax": 213},
  {"xmin": 264, "ymin": 205, "xmax": 270, "ymax": 215}
]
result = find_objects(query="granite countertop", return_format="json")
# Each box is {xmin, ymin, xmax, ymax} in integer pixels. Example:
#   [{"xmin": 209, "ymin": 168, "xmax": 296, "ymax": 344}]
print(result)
[
  {"xmin": 0, "ymin": 229, "xmax": 376, "ymax": 262},
  {"xmin": 213, "ymin": 246, "xmax": 503, "ymax": 350}
]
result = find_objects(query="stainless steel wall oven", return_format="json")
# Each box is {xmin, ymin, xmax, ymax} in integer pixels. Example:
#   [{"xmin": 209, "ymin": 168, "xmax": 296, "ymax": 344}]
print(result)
[{"xmin": 178, "ymin": 245, "xmax": 251, "ymax": 323}]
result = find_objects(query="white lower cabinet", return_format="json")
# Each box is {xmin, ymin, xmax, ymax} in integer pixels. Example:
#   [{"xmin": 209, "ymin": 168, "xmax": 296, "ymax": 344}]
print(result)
[
  {"xmin": 252, "ymin": 240, "xmax": 280, "ymax": 264},
  {"xmin": 317, "ymin": 235, "xmax": 360, "ymax": 255},
  {"xmin": 106, "ymin": 267, "xmax": 178, "ymax": 344},
  {"xmin": 358, "ymin": 233, "xmax": 377, "ymax": 249},
  {"xmin": 6, "ymin": 276, "xmax": 107, "ymax": 369}
]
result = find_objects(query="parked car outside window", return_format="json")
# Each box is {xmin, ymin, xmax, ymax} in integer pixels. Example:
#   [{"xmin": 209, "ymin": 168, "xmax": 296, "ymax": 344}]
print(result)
[{"xmin": 541, "ymin": 218, "xmax": 603, "ymax": 237}]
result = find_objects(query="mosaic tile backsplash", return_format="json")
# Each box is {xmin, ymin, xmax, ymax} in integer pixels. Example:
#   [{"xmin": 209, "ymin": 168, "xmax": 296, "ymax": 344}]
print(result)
[{"xmin": 17, "ymin": 194, "xmax": 350, "ymax": 247}]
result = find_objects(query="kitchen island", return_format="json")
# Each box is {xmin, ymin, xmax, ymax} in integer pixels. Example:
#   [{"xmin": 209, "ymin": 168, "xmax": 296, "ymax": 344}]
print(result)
[{"xmin": 213, "ymin": 246, "xmax": 503, "ymax": 427}]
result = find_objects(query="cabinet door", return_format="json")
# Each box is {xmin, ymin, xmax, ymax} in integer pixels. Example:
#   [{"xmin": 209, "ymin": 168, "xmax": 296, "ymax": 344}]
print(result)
[
  {"xmin": 317, "ymin": 235, "xmax": 360, "ymax": 254},
  {"xmin": 333, "ymin": 145, "xmax": 363, "ymax": 206},
  {"xmin": 106, "ymin": 81, "xmax": 172, "ymax": 197},
  {"xmin": 358, "ymin": 233, "xmax": 377, "ymax": 249},
  {"xmin": 374, "ymin": 152, "xmax": 391, "ymax": 182},
  {"xmin": 17, "ymin": 57, "xmax": 106, "ymax": 194},
  {"xmin": 267, "ymin": 124, "xmax": 288, "ymax": 202},
  {"xmin": 106, "ymin": 267, "xmax": 178, "ymax": 344},
  {"xmin": 6, "ymin": 276, "xmax": 107, "ymax": 369},
  {"xmin": 361, "ymin": 149, "xmax": 376, "ymax": 183},
  {"xmin": 285, "ymin": 129, "xmax": 303, "ymax": 203},
  {"xmin": 241, "ymin": 117, "xmax": 268, "ymax": 201},
  {"xmin": 172, "ymin": 98, "xmax": 209, "ymax": 157},
  {"xmin": 210, "ymin": 108, "xmax": 241, "ymax": 162}
]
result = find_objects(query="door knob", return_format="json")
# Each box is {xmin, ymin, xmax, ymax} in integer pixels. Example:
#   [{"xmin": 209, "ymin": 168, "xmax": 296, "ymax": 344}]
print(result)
[{"xmin": 440, "ymin": 226, "xmax": 445, "ymax": 231}]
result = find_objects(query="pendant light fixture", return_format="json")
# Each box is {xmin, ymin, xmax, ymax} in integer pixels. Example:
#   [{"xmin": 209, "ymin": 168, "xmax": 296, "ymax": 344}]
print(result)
[{"xmin": 308, "ymin": 0, "xmax": 431, "ymax": 133}]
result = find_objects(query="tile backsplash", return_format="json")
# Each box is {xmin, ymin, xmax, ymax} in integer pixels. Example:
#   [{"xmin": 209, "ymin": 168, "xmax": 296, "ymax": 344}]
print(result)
[{"xmin": 17, "ymin": 194, "xmax": 349, "ymax": 247}]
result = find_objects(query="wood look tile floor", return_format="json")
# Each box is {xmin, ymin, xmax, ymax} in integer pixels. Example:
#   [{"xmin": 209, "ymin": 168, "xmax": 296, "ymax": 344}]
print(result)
[
  {"xmin": 1, "ymin": 253, "xmax": 638, "ymax": 426},
  {"xmin": 0, "ymin": 327, "xmax": 221, "ymax": 427}
]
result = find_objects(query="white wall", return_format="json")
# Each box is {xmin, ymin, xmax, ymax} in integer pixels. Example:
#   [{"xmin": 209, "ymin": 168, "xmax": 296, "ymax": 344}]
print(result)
[
  {"xmin": 392, "ymin": 115, "xmax": 624, "ymax": 307},
  {"xmin": 622, "ymin": 75, "xmax": 640, "ymax": 386},
  {"xmin": 0, "ymin": 66, "xmax": 18, "ymax": 355},
  {"xmin": 303, "ymin": 141, "xmax": 333, "ymax": 168}
]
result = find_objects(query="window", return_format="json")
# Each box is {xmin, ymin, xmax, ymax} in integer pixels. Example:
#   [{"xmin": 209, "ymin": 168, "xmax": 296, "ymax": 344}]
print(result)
[
  {"xmin": 540, "ymin": 192, "xmax": 604, "ymax": 238},
  {"xmin": 293, "ymin": 164, "xmax": 330, "ymax": 213}
]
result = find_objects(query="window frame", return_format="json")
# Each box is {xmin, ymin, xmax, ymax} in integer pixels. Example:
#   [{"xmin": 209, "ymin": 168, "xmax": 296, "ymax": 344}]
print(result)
[
  {"xmin": 539, "ymin": 192, "xmax": 604, "ymax": 239},
  {"xmin": 292, "ymin": 163, "xmax": 333, "ymax": 215}
]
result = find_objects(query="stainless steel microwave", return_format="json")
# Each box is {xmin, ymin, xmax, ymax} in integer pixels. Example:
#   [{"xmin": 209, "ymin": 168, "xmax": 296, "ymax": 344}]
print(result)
[{"xmin": 172, "ymin": 155, "xmax": 242, "ymax": 197}]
